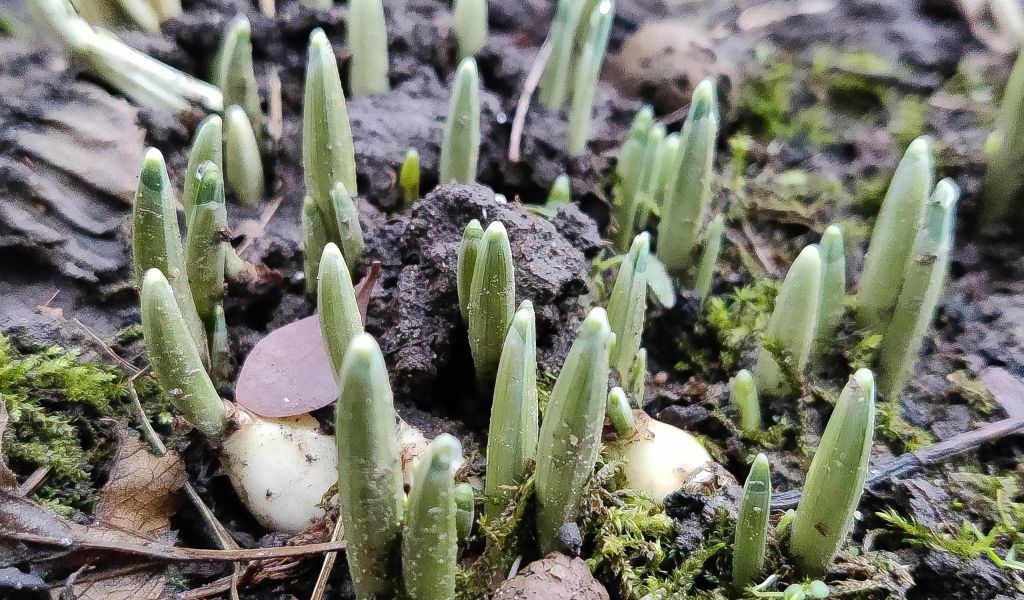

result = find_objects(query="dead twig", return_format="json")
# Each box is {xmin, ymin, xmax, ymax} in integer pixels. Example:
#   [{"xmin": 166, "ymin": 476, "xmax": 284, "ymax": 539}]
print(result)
[
  {"xmin": 309, "ymin": 518, "xmax": 345, "ymax": 600},
  {"xmin": 236, "ymin": 195, "xmax": 284, "ymax": 257},
  {"xmin": 73, "ymin": 318, "xmax": 142, "ymax": 376},
  {"xmin": 16, "ymin": 466, "xmax": 50, "ymax": 497},
  {"xmin": 771, "ymin": 414, "xmax": 1024, "ymax": 509},
  {"xmin": 5, "ymin": 530, "xmax": 347, "ymax": 563},
  {"xmin": 509, "ymin": 38, "xmax": 553, "ymax": 164}
]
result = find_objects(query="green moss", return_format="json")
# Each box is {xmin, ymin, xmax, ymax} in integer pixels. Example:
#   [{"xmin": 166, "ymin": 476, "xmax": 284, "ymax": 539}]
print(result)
[
  {"xmin": 701, "ymin": 280, "xmax": 780, "ymax": 372},
  {"xmin": 736, "ymin": 55, "xmax": 834, "ymax": 147},
  {"xmin": 0, "ymin": 335, "xmax": 128, "ymax": 514},
  {"xmin": 875, "ymin": 401, "xmax": 933, "ymax": 453},
  {"xmin": 947, "ymin": 369, "xmax": 998, "ymax": 415}
]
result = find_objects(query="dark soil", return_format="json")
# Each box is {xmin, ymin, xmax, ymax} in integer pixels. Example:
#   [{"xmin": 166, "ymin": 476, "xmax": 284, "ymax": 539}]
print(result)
[{"xmin": 3, "ymin": 0, "xmax": 1024, "ymax": 598}]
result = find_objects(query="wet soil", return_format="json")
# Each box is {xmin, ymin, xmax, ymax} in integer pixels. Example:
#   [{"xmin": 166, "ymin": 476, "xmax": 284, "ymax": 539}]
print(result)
[{"xmin": 3, "ymin": 0, "xmax": 1024, "ymax": 598}]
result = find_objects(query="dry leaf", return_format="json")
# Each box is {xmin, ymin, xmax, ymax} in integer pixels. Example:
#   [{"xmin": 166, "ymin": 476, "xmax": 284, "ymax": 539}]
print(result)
[
  {"xmin": 0, "ymin": 403, "xmax": 20, "ymax": 491},
  {"xmin": 95, "ymin": 428, "xmax": 185, "ymax": 537},
  {"xmin": 234, "ymin": 316, "xmax": 339, "ymax": 417}
]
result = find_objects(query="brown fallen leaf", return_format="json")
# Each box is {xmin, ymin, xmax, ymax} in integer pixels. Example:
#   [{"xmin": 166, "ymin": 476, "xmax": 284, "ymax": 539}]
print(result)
[
  {"xmin": 234, "ymin": 315, "xmax": 339, "ymax": 417},
  {"xmin": 354, "ymin": 261, "xmax": 382, "ymax": 325},
  {"xmin": 0, "ymin": 403, "xmax": 20, "ymax": 491},
  {"xmin": 95, "ymin": 427, "xmax": 186, "ymax": 537}
]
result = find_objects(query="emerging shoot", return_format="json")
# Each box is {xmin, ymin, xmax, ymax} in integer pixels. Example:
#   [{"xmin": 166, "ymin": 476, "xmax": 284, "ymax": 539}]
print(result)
[
  {"xmin": 732, "ymin": 453, "xmax": 771, "ymax": 590},
  {"xmin": 214, "ymin": 15, "xmax": 261, "ymax": 135},
  {"xmin": 182, "ymin": 115, "xmax": 223, "ymax": 224},
  {"xmin": 317, "ymin": 243, "xmax": 364, "ymax": 379},
  {"xmin": 467, "ymin": 221, "xmax": 516, "ymax": 385},
  {"xmin": 731, "ymin": 369, "xmax": 761, "ymax": 433},
  {"xmin": 535, "ymin": 307, "xmax": 612, "ymax": 553},
  {"xmin": 694, "ymin": 214, "xmax": 725, "ymax": 303},
  {"xmin": 485, "ymin": 301, "xmax": 538, "ymax": 520},
  {"xmin": 452, "ymin": 0, "xmax": 488, "ymax": 60},
  {"xmin": 983, "ymin": 47, "xmax": 1024, "ymax": 226},
  {"xmin": 303, "ymin": 29, "xmax": 358, "ymax": 200},
  {"xmin": 753, "ymin": 245, "xmax": 822, "ymax": 396},
  {"xmin": 224, "ymin": 105, "xmax": 265, "ymax": 208},
  {"xmin": 566, "ymin": 0, "xmax": 614, "ymax": 156},
  {"xmin": 400, "ymin": 147, "xmax": 421, "ymax": 207},
  {"xmin": 439, "ymin": 57, "xmax": 481, "ymax": 184},
  {"xmin": 606, "ymin": 387, "xmax": 635, "ymax": 438},
  {"xmin": 656, "ymin": 80, "xmax": 719, "ymax": 274},
  {"xmin": 814, "ymin": 225, "xmax": 846, "ymax": 354},
  {"xmin": 457, "ymin": 219, "xmax": 485, "ymax": 322},
  {"xmin": 856, "ymin": 136, "xmax": 934, "ymax": 335},
  {"xmin": 790, "ymin": 369, "xmax": 875, "ymax": 576},
  {"xmin": 607, "ymin": 232, "xmax": 650, "ymax": 382},
  {"xmin": 347, "ymin": 0, "xmax": 390, "ymax": 98},
  {"xmin": 183, "ymin": 162, "xmax": 227, "ymax": 335}
]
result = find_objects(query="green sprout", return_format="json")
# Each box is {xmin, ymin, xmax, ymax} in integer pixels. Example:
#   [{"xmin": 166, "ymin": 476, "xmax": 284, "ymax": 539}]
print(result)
[
  {"xmin": 613, "ymin": 106, "xmax": 654, "ymax": 250},
  {"xmin": 485, "ymin": 301, "xmax": 537, "ymax": 521},
  {"xmin": 336, "ymin": 333, "xmax": 405, "ymax": 599},
  {"xmin": 607, "ymin": 232, "xmax": 649, "ymax": 382},
  {"xmin": 657, "ymin": 132, "xmax": 681, "ymax": 198},
  {"xmin": 317, "ymin": 243, "xmax": 364, "ymax": 379},
  {"xmin": 183, "ymin": 162, "xmax": 227, "ymax": 336},
  {"xmin": 537, "ymin": 0, "xmax": 588, "ymax": 109},
  {"xmin": 548, "ymin": 174, "xmax": 572, "ymax": 206},
  {"xmin": 878, "ymin": 179, "xmax": 958, "ymax": 400},
  {"xmin": 209, "ymin": 304, "xmax": 231, "ymax": 386},
  {"xmin": 535, "ymin": 307, "xmax": 612, "ymax": 553},
  {"xmin": 30, "ymin": 0, "xmax": 222, "ymax": 114},
  {"xmin": 182, "ymin": 115, "xmax": 223, "ymax": 225},
  {"xmin": 466, "ymin": 221, "xmax": 516, "ymax": 385},
  {"xmin": 982, "ymin": 47, "xmax": 1024, "ymax": 226},
  {"xmin": 731, "ymin": 369, "xmax": 761, "ymax": 433},
  {"xmin": 452, "ymin": 0, "xmax": 488, "ymax": 60},
  {"xmin": 856, "ymin": 136, "xmax": 933, "ymax": 336},
  {"xmin": 455, "ymin": 482, "xmax": 475, "ymax": 541},
  {"xmin": 439, "ymin": 57, "xmax": 481, "ymax": 184},
  {"xmin": 348, "ymin": 0, "xmax": 390, "ymax": 98},
  {"xmin": 140, "ymin": 269, "xmax": 226, "ymax": 439},
  {"xmin": 754, "ymin": 245, "xmax": 821, "ymax": 396},
  {"xmin": 132, "ymin": 148, "xmax": 208, "ymax": 367},
  {"xmin": 213, "ymin": 15, "xmax": 261, "ymax": 136},
  {"xmin": 695, "ymin": 214, "xmax": 726, "ymax": 303},
  {"xmin": 400, "ymin": 147, "xmax": 421, "ymax": 207},
  {"xmin": 606, "ymin": 386, "xmax": 636, "ymax": 438},
  {"xmin": 626, "ymin": 348, "xmax": 646, "ymax": 407},
  {"xmin": 814, "ymin": 225, "xmax": 846, "ymax": 354},
  {"xmin": 224, "ymin": 105, "xmax": 265, "ymax": 208},
  {"xmin": 732, "ymin": 453, "xmax": 771, "ymax": 590},
  {"xmin": 566, "ymin": 0, "xmax": 615, "ymax": 156},
  {"xmin": 303, "ymin": 28, "xmax": 358, "ymax": 201},
  {"xmin": 402, "ymin": 434, "xmax": 462, "ymax": 600},
  {"xmin": 790, "ymin": 368, "xmax": 875, "ymax": 576},
  {"xmin": 457, "ymin": 219, "xmax": 485, "ymax": 321},
  {"xmin": 656, "ymin": 79, "xmax": 720, "ymax": 274},
  {"xmin": 302, "ymin": 196, "xmax": 329, "ymax": 295},
  {"xmin": 327, "ymin": 181, "xmax": 366, "ymax": 272}
]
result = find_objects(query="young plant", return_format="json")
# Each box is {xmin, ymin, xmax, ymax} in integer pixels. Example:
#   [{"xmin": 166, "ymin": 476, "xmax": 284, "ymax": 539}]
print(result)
[
  {"xmin": 31, "ymin": 0, "xmax": 222, "ymax": 114},
  {"xmin": 303, "ymin": 28, "xmax": 358, "ymax": 201},
  {"xmin": 213, "ymin": 15, "xmax": 261, "ymax": 135},
  {"xmin": 455, "ymin": 482, "xmax": 475, "ymax": 540},
  {"xmin": 182, "ymin": 115, "xmax": 223, "ymax": 224},
  {"xmin": 566, "ymin": 0, "xmax": 614, "ymax": 156},
  {"xmin": 605, "ymin": 387, "xmax": 635, "ymax": 438},
  {"xmin": 132, "ymin": 148, "xmax": 208, "ymax": 366},
  {"xmin": 535, "ymin": 307, "xmax": 612, "ymax": 553},
  {"xmin": 753, "ymin": 245, "xmax": 822, "ymax": 396},
  {"xmin": 613, "ymin": 107, "xmax": 654, "ymax": 249},
  {"xmin": 694, "ymin": 214, "xmax": 725, "ymax": 302},
  {"xmin": 327, "ymin": 181, "xmax": 366, "ymax": 271},
  {"xmin": 466, "ymin": 221, "xmax": 516, "ymax": 385},
  {"xmin": 336, "ymin": 333, "xmax": 406, "ymax": 598},
  {"xmin": 626, "ymin": 348, "xmax": 646, "ymax": 407},
  {"xmin": 656, "ymin": 79, "xmax": 719, "ymax": 274},
  {"xmin": 439, "ymin": 57, "xmax": 481, "ymax": 184},
  {"xmin": 484, "ymin": 301, "xmax": 537, "ymax": 520},
  {"xmin": 457, "ymin": 219, "xmax": 484, "ymax": 321},
  {"xmin": 537, "ymin": 0, "xmax": 587, "ymax": 109},
  {"xmin": 452, "ymin": 0, "xmax": 487, "ymax": 60},
  {"xmin": 814, "ymin": 225, "xmax": 846, "ymax": 354},
  {"xmin": 731, "ymin": 369, "xmax": 761, "ymax": 433},
  {"xmin": 317, "ymin": 243, "xmax": 364, "ymax": 378},
  {"xmin": 548, "ymin": 174, "xmax": 571, "ymax": 206},
  {"xmin": 878, "ymin": 179, "xmax": 958, "ymax": 399},
  {"xmin": 657, "ymin": 132, "xmax": 681, "ymax": 198},
  {"xmin": 140, "ymin": 269, "xmax": 226, "ymax": 438},
  {"xmin": 224, "ymin": 105, "xmax": 265, "ymax": 208},
  {"xmin": 790, "ymin": 368, "xmax": 876, "ymax": 576},
  {"xmin": 402, "ymin": 434, "xmax": 462, "ymax": 600},
  {"xmin": 607, "ymin": 232, "xmax": 649, "ymax": 382},
  {"xmin": 209, "ymin": 304, "xmax": 231, "ymax": 386},
  {"xmin": 732, "ymin": 453, "xmax": 771, "ymax": 590},
  {"xmin": 183, "ymin": 162, "xmax": 227, "ymax": 335},
  {"xmin": 982, "ymin": 47, "xmax": 1024, "ymax": 226},
  {"xmin": 400, "ymin": 147, "xmax": 421, "ymax": 206},
  {"xmin": 856, "ymin": 136, "xmax": 933, "ymax": 335},
  {"xmin": 302, "ymin": 197, "xmax": 329, "ymax": 295},
  {"xmin": 347, "ymin": 0, "xmax": 390, "ymax": 98}
]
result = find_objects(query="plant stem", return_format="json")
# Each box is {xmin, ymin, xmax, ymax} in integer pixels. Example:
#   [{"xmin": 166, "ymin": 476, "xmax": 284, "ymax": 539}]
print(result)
[
  {"xmin": 566, "ymin": 0, "xmax": 614, "ymax": 156},
  {"xmin": 439, "ymin": 57, "xmax": 481, "ymax": 184}
]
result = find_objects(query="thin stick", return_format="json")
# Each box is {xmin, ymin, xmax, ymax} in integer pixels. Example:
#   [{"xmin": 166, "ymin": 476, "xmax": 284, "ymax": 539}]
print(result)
[
  {"xmin": 1, "ymin": 528, "xmax": 347, "ymax": 563},
  {"xmin": 268, "ymin": 66, "xmax": 284, "ymax": 141},
  {"xmin": 509, "ymin": 38, "xmax": 553, "ymax": 163},
  {"xmin": 16, "ymin": 466, "xmax": 50, "ymax": 497},
  {"xmin": 309, "ymin": 518, "xmax": 345, "ymax": 600},
  {"xmin": 73, "ymin": 317, "xmax": 142, "ymax": 375},
  {"xmin": 236, "ymin": 195, "xmax": 283, "ymax": 257},
  {"xmin": 771, "ymin": 414, "xmax": 1024, "ymax": 509}
]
